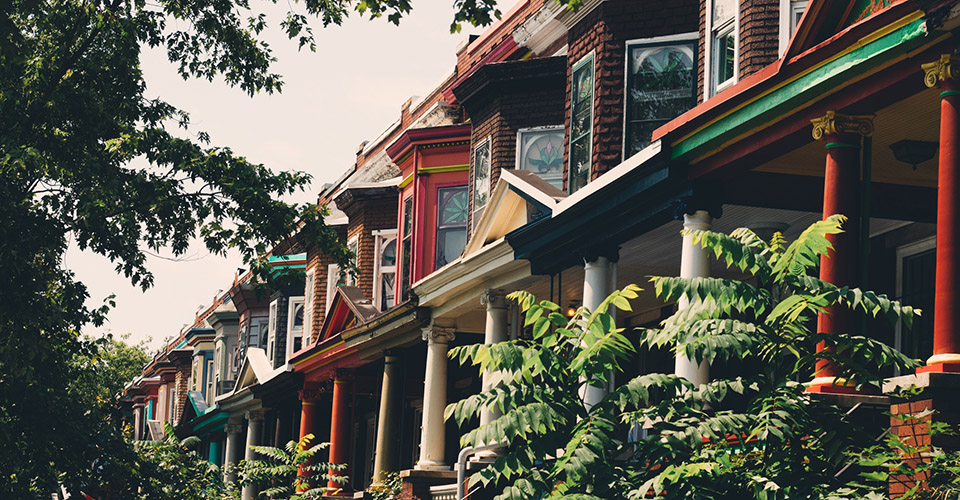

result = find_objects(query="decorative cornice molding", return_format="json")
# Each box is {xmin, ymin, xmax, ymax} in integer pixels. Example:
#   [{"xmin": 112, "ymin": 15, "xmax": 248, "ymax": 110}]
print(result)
[
  {"xmin": 810, "ymin": 111, "xmax": 874, "ymax": 140},
  {"xmin": 923, "ymin": 54, "xmax": 960, "ymax": 87},
  {"xmin": 422, "ymin": 326, "xmax": 456, "ymax": 344},
  {"xmin": 480, "ymin": 289, "xmax": 509, "ymax": 309}
]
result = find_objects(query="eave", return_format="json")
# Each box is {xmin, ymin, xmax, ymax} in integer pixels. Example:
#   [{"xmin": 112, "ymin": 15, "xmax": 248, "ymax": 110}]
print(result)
[{"xmin": 384, "ymin": 124, "xmax": 472, "ymax": 161}]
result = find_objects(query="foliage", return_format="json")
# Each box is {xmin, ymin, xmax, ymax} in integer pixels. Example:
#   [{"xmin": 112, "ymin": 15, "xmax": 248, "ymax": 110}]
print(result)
[
  {"xmin": 368, "ymin": 471, "xmax": 403, "ymax": 500},
  {"xmin": 448, "ymin": 215, "xmax": 928, "ymax": 500},
  {"xmin": 73, "ymin": 333, "xmax": 153, "ymax": 407},
  {"xmin": 238, "ymin": 433, "xmax": 347, "ymax": 499},
  {"xmin": 127, "ymin": 422, "xmax": 235, "ymax": 499}
]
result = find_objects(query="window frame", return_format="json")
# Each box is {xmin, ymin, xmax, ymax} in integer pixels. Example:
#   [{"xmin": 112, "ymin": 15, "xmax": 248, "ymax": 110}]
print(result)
[
  {"xmin": 205, "ymin": 358, "xmax": 214, "ymax": 403},
  {"xmin": 778, "ymin": 0, "xmax": 808, "ymax": 56},
  {"xmin": 373, "ymin": 229, "xmax": 398, "ymax": 312},
  {"xmin": 895, "ymin": 235, "xmax": 937, "ymax": 364},
  {"xmin": 472, "ymin": 136, "xmax": 492, "ymax": 227},
  {"xmin": 516, "ymin": 126, "xmax": 565, "ymax": 190},
  {"xmin": 621, "ymin": 33, "xmax": 698, "ymax": 160},
  {"xmin": 267, "ymin": 299, "xmax": 279, "ymax": 364},
  {"xmin": 303, "ymin": 267, "xmax": 316, "ymax": 344},
  {"xmin": 399, "ymin": 196, "xmax": 414, "ymax": 303},
  {"xmin": 568, "ymin": 51, "xmax": 596, "ymax": 195},
  {"xmin": 286, "ymin": 296, "xmax": 305, "ymax": 361},
  {"xmin": 346, "ymin": 235, "xmax": 359, "ymax": 287},
  {"xmin": 705, "ymin": 0, "xmax": 739, "ymax": 98},
  {"xmin": 327, "ymin": 263, "xmax": 341, "ymax": 311},
  {"xmin": 434, "ymin": 184, "xmax": 469, "ymax": 269}
]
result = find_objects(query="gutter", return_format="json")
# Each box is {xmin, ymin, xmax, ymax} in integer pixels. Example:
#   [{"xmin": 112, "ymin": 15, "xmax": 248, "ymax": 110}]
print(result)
[{"xmin": 457, "ymin": 442, "xmax": 501, "ymax": 500}]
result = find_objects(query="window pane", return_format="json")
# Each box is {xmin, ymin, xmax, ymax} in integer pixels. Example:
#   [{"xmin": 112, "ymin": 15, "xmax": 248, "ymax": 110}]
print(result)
[
  {"xmin": 625, "ymin": 42, "xmax": 695, "ymax": 156},
  {"xmin": 381, "ymin": 238, "xmax": 396, "ymax": 267},
  {"xmin": 518, "ymin": 127, "xmax": 564, "ymax": 189},
  {"xmin": 439, "ymin": 187, "xmax": 468, "ymax": 227},
  {"xmin": 381, "ymin": 272, "xmax": 395, "ymax": 311},
  {"xmin": 436, "ymin": 228, "xmax": 467, "ymax": 268},
  {"xmin": 401, "ymin": 238, "xmax": 412, "ymax": 302},
  {"xmin": 436, "ymin": 186, "xmax": 468, "ymax": 268},
  {"xmin": 473, "ymin": 139, "xmax": 491, "ymax": 211},
  {"xmin": 717, "ymin": 31, "xmax": 736, "ymax": 85},
  {"xmin": 293, "ymin": 302, "xmax": 304, "ymax": 328},
  {"xmin": 569, "ymin": 55, "xmax": 594, "ymax": 194},
  {"xmin": 402, "ymin": 197, "xmax": 413, "ymax": 234}
]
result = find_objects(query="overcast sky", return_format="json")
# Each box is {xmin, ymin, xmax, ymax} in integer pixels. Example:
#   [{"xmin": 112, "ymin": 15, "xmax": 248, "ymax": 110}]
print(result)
[{"xmin": 68, "ymin": 3, "xmax": 504, "ymax": 350}]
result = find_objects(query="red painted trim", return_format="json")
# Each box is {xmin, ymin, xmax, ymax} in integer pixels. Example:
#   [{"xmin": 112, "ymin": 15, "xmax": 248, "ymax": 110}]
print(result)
[
  {"xmin": 932, "ymin": 79, "xmax": 960, "ymax": 360},
  {"xmin": 327, "ymin": 374, "xmax": 352, "ymax": 493},
  {"xmin": 466, "ymin": 0, "xmax": 529, "ymax": 55},
  {"xmin": 385, "ymin": 124, "xmax": 472, "ymax": 160},
  {"xmin": 443, "ymin": 37, "xmax": 521, "ymax": 103}
]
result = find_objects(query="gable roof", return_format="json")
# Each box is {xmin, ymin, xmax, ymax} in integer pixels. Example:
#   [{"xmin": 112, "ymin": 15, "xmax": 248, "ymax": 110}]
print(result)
[
  {"xmin": 317, "ymin": 286, "xmax": 380, "ymax": 342},
  {"xmin": 231, "ymin": 347, "xmax": 272, "ymax": 394},
  {"xmin": 464, "ymin": 169, "xmax": 565, "ymax": 256}
]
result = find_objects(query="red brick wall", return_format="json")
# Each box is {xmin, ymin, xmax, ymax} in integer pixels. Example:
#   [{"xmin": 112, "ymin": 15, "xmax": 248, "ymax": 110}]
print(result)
[
  {"xmin": 305, "ymin": 226, "xmax": 347, "ymax": 343},
  {"xmin": 563, "ymin": 0, "xmax": 699, "ymax": 189},
  {"xmin": 739, "ymin": 0, "xmax": 780, "ymax": 78},
  {"xmin": 889, "ymin": 399, "xmax": 934, "ymax": 497},
  {"xmin": 344, "ymin": 196, "xmax": 399, "ymax": 299}
]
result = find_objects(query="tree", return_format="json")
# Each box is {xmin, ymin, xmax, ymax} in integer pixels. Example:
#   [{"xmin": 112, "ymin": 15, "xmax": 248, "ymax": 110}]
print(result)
[
  {"xmin": 448, "ymin": 216, "xmax": 930, "ymax": 499},
  {"xmin": 238, "ymin": 433, "xmax": 347, "ymax": 499}
]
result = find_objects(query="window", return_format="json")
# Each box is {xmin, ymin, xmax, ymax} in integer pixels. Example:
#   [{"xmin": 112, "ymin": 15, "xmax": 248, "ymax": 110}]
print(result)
[
  {"xmin": 373, "ymin": 231, "xmax": 398, "ymax": 311},
  {"xmin": 327, "ymin": 263, "xmax": 343, "ymax": 310},
  {"xmin": 568, "ymin": 52, "xmax": 594, "ymax": 194},
  {"xmin": 778, "ymin": 0, "xmax": 808, "ymax": 56},
  {"xmin": 473, "ymin": 137, "xmax": 492, "ymax": 224},
  {"xmin": 286, "ymin": 297, "xmax": 305, "ymax": 359},
  {"xmin": 400, "ymin": 196, "xmax": 413, "ymax": 302},
  {"xmin": 517, "ymin": 127, "xmax": 564, "ymax": 189},
  {"xmin": 346, "ymin": 236, "xmax": 359, "ymax": 287},
  {"xmin": 624, "ymin": 36, "xmax": 696, "ymax": 157},
  {"xmin": 205, "ymin": 359, "xmax": 214, "ymax": 402},
  {"xmin": 267, "ymin": 300, "xmax": 279, "ymax": 363},
  {"xmin": 896, "ymin": 237, "xmax": 936, "ymax": 366},
  {"xmin": 303, "ymin": 268, "xmax": 316, "ymax": 342},
  {"xmin": 435, "ymin": 186, "xmax": 468, "ymax": 268},
  {"xmin": 167, "ymin": 386, "xmax": 175, "ymax": 422},
  {"xmin": 709, "ymin": 0, "xmax": 737, "ymax": 95}
]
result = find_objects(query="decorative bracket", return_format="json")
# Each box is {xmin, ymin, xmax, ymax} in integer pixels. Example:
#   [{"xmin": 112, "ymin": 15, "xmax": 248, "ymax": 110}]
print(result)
[
  {"xmin": 810, "ymin": 111, "xmax": 874, "ymax": 141},
  {"xmin": 923, "ymin": 54, "xmax": 960, "ymax": 87}
]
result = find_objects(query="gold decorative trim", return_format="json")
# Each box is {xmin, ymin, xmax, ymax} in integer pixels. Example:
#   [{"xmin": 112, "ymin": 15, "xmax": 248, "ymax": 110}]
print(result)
[
  {"xmin": 398, "ymin": 174, "xmax": 414, "ymax": 189},
  {"xmin": 923, "ymin": 54, "xmax": 960, "ymax": 87},
  {"xmin": 810, "ymin": 111, "xmax": 874, "ymax": 140}
]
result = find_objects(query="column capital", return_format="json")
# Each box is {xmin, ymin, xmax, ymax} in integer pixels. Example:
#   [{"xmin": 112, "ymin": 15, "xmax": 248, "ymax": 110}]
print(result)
[
  {"xmin": 333, "ymin": 368, "xmax": 354, "ymax": 382},
  {"xmin": 422, "ymin": 326, "xmax": 456, "ymax": 344},
  {"xmin": 245, "ymin": 409, "xmax": 266, "ymax": 422},
  {"xmin": 298, "ymin": 385, "xmax": 325, "ymax": 403},
  {"xmin": 480, "ymin": 289, "xmax": 509, "ymax": 309},
  {"xmin": 226, "ymin": 423, "xmax": 244, "ymax": 435},
  {"xmin": 923, "ymin": 54, "xmax": 960, "ymax": 87},
  {"xmin": 810, "ymin": 111, "xmax": 874, "ymax": 141}
]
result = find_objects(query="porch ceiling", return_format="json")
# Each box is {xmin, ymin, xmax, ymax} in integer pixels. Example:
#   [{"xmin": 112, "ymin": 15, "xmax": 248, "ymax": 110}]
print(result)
[{"xmin": 754, "ymin": 86, "xmax": 940, "ymax": 188}]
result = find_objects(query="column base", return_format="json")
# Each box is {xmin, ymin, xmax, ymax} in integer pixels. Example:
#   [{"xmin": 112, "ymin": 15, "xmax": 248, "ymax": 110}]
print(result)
[
  {"xmin": 918, "ymin": 353, "xmax": 960, "ymax": 373},
  {"xmin": 805, "ymin": 376, "xmax": 865, "ymax": 394},
  {"xmin": 414, "ymin": 460, "xmax": 451, "ymax": 471}
]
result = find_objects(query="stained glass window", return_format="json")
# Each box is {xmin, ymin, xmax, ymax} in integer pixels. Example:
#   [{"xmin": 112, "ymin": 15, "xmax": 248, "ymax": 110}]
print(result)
[
  {"xmin": 518, "ymin": 127, "xmax": 564, "ymax": 189},
  {"xmin": 435, "ymin": 186, "xmax": 468, "ymax": 268},
  {"xmin": 569, "ymin": 53, "xmax": 594, "ymax": 194},
  {"xmin": 473, "ymin": 138, "xmax": 491, "ymax": 223},
  {"xmin": 625, "ymin": 41, "xmax": 696, "ymax": 156}
]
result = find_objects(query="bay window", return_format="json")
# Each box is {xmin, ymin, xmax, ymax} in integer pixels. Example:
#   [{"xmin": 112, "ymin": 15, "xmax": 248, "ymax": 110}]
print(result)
[{"xmin": 435, "ymin": 185, "xmax": 468, "ymax": 268}]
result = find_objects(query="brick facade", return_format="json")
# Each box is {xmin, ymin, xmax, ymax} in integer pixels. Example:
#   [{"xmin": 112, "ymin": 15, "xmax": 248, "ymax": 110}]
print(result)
[
  {"xmin": 305, "ymin": 225, "xmax": 347, "ymax": 343},
  {"xmin": 339, "ymin": 191, "xmax": 400, "ymax": 301},
  {"xmin": 563, "ymin": 0, "xmax": 699, "ymax": 189},
  {"xmin": 739, "ymin": 0, "xmax": 780, "ymax": 78}
]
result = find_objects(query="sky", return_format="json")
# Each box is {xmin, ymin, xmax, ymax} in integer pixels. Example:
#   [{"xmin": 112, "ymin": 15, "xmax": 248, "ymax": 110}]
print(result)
[{"xmin": 67, "ymin": 2, "xmax": 502, "ymax": 350}]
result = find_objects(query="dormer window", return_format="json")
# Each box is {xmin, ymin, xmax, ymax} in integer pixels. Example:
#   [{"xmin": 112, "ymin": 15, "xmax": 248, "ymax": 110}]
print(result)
[{"xmin": 709, "ymin": 0, "xmax": 738, "ymax": 96}]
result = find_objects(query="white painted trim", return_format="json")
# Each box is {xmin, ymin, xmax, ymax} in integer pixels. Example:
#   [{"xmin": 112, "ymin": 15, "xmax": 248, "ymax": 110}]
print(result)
[
  {"xmin": 554, "ymin": 139, "xmax": 662, "ymax": 216},
  {"xmin": 373, "ymin": 231, "xmax": 398, "ymax": 311},
  {"xmin": 285, "ymin": 296, "xmax": 305, "ymax": 361},
  {"xmin": 705, "ymin": 0, "xmax": 740, "ymax": 99},
  {"xmin": 621, "ymin": 32, "xmax": 698, "ymax": 160}
]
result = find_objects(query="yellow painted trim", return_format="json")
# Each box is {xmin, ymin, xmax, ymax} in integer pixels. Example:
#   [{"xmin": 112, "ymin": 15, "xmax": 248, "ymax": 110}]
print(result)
[
  {"xmin": 418, "ymin": 164, "xmax": 470, "ymax": 174},
  {"xmin": 398, "ymin": 174, "xmax": 414, "ymax": 189},
  {"xmin": 334, "ymin": 380, "xmax": 347, "ymax": 384},
  {"xmin": 684, "ymin": 35, "xmax": 947, "ymax": 164},
  {"xmin": 293, "ymin": 340, "xmax": 345, "ymax": 366},
  {"xmin": 301, "ymin": 402, "xmax": 315, "ymax": 406},
  {"xmin": 672, "ymin": 10, "xmax": 927, "ymax": 148}
]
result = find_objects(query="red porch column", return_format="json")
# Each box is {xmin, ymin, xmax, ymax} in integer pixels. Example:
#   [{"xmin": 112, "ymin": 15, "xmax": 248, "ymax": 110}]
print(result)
[
  {"xmin": 328, "ymin": 370, "xmax": 353, "ymax": 494},
  {"xmin": 296, "ymin": 385, "xmax": 323, "ymax": 491},
  {"xmin": 807, "ymin": 111, "xmax": 874, "ymax": 393},
  {"xmin": 921, "ymin": 55, "xmax": 960, "ymax": 372}
]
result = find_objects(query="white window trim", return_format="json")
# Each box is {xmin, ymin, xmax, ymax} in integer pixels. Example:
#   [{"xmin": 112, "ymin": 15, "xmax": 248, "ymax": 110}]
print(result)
[
  {"xmin": 472, "ymin": 136, "xmax": 492, "ymax": 227},
  {"xmin": 372, "ymin": 230, "xmax": 398, "ymax": 311},
  {"xmin": 327, "ymin": 263, "xmax": 340, "ymax": 311},
  {"xmin": 568, "ymin": 50, "xmax": 596, "ymax": 193},
  {"xmin": 303, "ymin": 267, "xmax": 316, "ymax": 344},
  {"xmin": 286, "ymin": 296, "xmax": 305, "ymax": 360},
  {"xmin": 267, "ymin": 299, "xmax": 279, "ymax": 364},
  {"xmin": 778, "ymin": 0, "xmax": 808, "ymax": 57},
  {"xmin": 205, "ymin": 358, "xmax": 214, "ymax": 403},
  {"xmin": 621, "ymin": 32, "xmax": 698, "ymax": 161},
  {"xmin": 895, "ymin": 235, "xmax": 936, "ymax": 358},
  {"xmin": 705, "ymin": 0, "xmax": 739, "ymax": 99},
  {"xmin": 346, "ymin": 235, "xmax": 360, "ymax": 287}
]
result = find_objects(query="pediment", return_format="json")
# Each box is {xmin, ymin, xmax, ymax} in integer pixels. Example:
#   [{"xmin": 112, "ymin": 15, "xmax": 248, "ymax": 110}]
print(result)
[
  {"xmin": 231, "ymin": 347, "xmax": 271, "ymax": 394},
  {"xmin": 318, "ymin": 286, "xmax": 379, "ymax": 342}
]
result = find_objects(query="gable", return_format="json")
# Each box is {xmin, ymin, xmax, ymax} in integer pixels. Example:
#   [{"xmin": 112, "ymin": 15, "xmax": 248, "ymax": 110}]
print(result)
[
  {"xmin": 784, "ymin": 0, "xmax": 908, "ymax": 63},
  {"xmin": 231, "ymin": 347, "xmax": 271, "ymax": 393},
  {"xmin": 317, "ymin": 286, "xmax": 379, "ymax": 342}
]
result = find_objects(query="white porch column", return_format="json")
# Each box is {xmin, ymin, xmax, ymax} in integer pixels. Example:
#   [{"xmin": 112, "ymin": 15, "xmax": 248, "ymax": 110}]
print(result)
[
  {"xmin": 372, "ymin": 354, "xmax": 401, "ymax": 484},
  {"xmin": 241, "ymin": 409, "xmax": 266, "ymax": 500},
  {"xmin": 416, "ymin": 325, "xmax": 456, "ymax": 470},
  {"xmin": 480, "ymin": 289, "xmax": 509, "ymax": 427},
  {"xmin": 223, "ymin": 420, "xmax": 244, "ymax": 483},
  {"xmin": 676, "ymin": 210, "xmax": 713, "ymax": 386},
  {"xmin": 581, "ymin": 256, "xmax": 613, "ymax": 408}
]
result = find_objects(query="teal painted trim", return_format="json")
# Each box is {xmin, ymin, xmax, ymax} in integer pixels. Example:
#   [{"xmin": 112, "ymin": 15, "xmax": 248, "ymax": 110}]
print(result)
[
  {"xmin": 268, "ymin": 253, "xmax": 306, "ymax": 264},
  {"xmin": 208, "ymin": 439, "xmax": 222, "ymax": 465},
  {"xmin": 192, "ymin": 408, "xmax": 229, "ymax": 435},
  {"xmin": 941, "ymin": 90, "xmax": 960, "ymax": 98},
  {"xmin": 147, "ymin": 400, "xmax": 153, "ymax": 420},
  {"xmin": 825, "ymin": 142, "xmax": 860, "ymax": 149},
  {"xmin": 175, "ymin": 339, "xmax": 187, "ymax": 348},
  {"xmin": 671, "ymin": 17, "xmax": 928, "ymax": 160}
]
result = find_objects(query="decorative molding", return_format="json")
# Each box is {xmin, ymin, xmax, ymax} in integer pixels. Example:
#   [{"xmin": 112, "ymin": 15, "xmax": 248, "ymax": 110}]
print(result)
[
  {"xmin": 245, "ymin": 409, "xmax": 267, "ymax": 422},
  {"xmin": 923, "ymin": 54, "xmax": 960, "ymax": 87},
  {"xmin": 418, "ymin": 164, "xmax": 470, "ymax": 175},
  {"xmin": 225, "ymin": 423, "xmax": 244, "ymax": 435},
  {"xmin": 480, "ymin": 289, "xmax": 509, "ymax": 309},
  {"xmin": 422, "ymin": 326, "xmax": 456, "ymax": 344},
  {"xmin": 810, "ymin": 111, "xmax": 874, "ymax": 140}
]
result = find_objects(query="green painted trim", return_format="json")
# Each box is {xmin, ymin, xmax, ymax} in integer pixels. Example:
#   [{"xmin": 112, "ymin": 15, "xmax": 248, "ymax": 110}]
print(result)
[
  {"xmin": 418, "ymin": 164, "xmax": 469, "ymax": 174},
  {"xmin": 825, "ymin": 142, "xmax": 860, "ymax": 149},
  {"xmin": 941, "ymin": 90, "xmax": 960, "ymax": 98},
  {"xmin": 671, "ymin": 16, "xmax": 928, "ymax": 161}
]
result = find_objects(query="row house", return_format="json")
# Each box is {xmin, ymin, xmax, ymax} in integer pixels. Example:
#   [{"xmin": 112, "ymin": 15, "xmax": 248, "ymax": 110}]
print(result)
[{"xmin": 122, "ymin": 0, "xmax": 960, "ymax": 497}]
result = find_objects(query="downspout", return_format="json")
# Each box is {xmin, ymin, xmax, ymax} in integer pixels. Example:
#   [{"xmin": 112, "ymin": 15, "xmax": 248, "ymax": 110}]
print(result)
[{"xmin": 457, "ymin": 442, "xmax": 501, "ymax": 500}]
